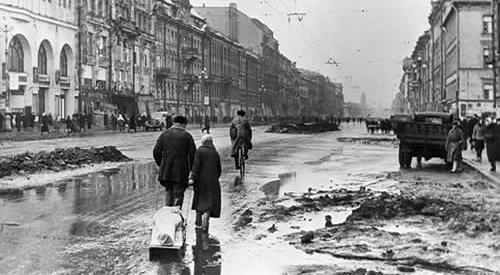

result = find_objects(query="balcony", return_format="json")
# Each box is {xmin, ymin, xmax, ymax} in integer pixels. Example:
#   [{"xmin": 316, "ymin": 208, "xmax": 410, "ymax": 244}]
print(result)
[
  {"xmin": 38, "ymin": 74, "xmax": 50, "ymax": 85},
  {"xmin": 182, "ymin": 47, "xmax": 200, "ymax": 62},
  {"xmin": 222, "ymin": 76, "xmax": 232, "ymax": 85},
  {"xmin": 155, "ymin": 67, "xmax": 171, "ymax": 79},
  {"xmin": 59, "ymin": 76, "xmax": 70, "ymax": 87},
  {"xmin": 182, "ymin": 73, "xmax": 199, "ymax": 84}
]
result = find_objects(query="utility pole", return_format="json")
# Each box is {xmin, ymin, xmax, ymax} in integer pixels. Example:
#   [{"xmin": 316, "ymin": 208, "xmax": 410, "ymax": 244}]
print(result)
[
  {"xmin": 176, "ymin": 24, "xmax": 181, "ymax": 114},
  {"xmin": 493, "ymin": 0, "xmax": 498, "ymax": 108},
  {"xmin": 108, "ymin": 1, "xmax": 113, "ymax": 101},
  {"xmin": 77, "ymin": 0, "xmax": 83, "ymax": 113},
  {"xmin": 2, "ymin": 24, "xmax": 13, "ymax": 112}
]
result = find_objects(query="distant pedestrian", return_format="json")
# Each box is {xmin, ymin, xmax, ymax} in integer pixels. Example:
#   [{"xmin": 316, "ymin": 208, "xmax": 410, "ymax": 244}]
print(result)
[
  {"xmin": 111, "ymin": 113, "xmax": 117, "ymax": 131},
  {"xmin": 165, "ymin": 113, "xmax": 173, "ymax": 129},
  {"xmin": 87, "ymin": 113, "xmax": 92, "ymax": 130},
  {"xmin": 201, "ymin": 115, "xmax": 210, "ymax": 134},
  {"xmin": 103, "ymin": 113, "xmax": 109, "ymax": 130},
  {"xmin": 472, "ymin": 120, "xmax": 486, "ymax": 162},
  {"xmin": 4, "ymin": 113, "xmax": 12, "ymax": 132},
  {"xmin": 41, "ymin": 113, "xmax": 50, "ymax": 134},
  {"xmin": 65, "ymin": 116, "xmax": 73, "ymax": 135},
  {"xmin": 128, "ymin": 114, "xmax": 137, "ymax": 132},
  {"xmin": 78, "ymin": 113, "xmax": 85, "ymax": 132},
  {"xmin": 117, "ymin": 114, "xmax": 125, "ymax": 132},
  {"xmin": 485, "ymin": 118, "xmax": 500, "ymax": 172},
  {"xmin": 153, "ymin": 115, "xmax": 196, "ymax": 208},
  {"xmin": 15, "ymin": 113, "xmax": 21, "ymax": 132},
  {"xmin": 188, "ymin": 134, "xmax": 222, "ymax": 233},
  {"xmin": 0, "ymin": 113, "xmax": 4, "ymax": 132},
  {"xmin": 446, "ymin": 120, "xmax": 466, "ymax": 173}
]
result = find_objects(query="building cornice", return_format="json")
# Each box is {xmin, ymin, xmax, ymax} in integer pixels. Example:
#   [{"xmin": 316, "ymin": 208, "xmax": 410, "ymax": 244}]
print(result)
[{"xmin": 0, "ymin": 4, "xmax": 77, "ymax": 30}]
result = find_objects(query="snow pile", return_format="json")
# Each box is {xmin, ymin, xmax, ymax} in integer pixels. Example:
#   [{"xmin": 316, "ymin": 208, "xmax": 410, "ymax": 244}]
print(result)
[
  {"xmin": 0, "ymin": 146, "xmax": 131, "ymax": 178},
  {"xmin": 265, "ymin": 121, "xmax": 340, "ymax": 134}
]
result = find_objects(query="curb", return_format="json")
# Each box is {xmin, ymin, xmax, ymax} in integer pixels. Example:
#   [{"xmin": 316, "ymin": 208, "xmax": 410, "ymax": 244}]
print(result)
[{"xmin": 463, "ymin": 159, "xmax": 500, "ymax": 185}]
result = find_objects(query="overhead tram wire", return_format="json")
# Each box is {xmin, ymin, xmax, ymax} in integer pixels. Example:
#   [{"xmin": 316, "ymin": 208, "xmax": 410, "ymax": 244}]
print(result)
[
  {"xmin": 265, "ymin": 0, "xmax": 362, "ymax": 87},
  {"xmin": 271, "ymin": 0, "xmax": 356, "ymax": 82},
  {"xmin": 264, "ymin": 0, "xmax": 335, "ymax": 68}
]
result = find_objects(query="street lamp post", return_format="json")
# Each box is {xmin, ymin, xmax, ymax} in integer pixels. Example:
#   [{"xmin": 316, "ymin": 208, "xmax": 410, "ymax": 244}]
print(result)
[
  {"xmin": 198, "ymin": 67, "xmax": 209, "ymax": 118},
  {"xmin": 2, "ymin": 23, "xmax": 13, "ymax": 113}
]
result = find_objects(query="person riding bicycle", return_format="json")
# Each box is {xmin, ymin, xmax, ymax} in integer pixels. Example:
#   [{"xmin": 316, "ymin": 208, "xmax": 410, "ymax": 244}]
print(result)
[{"xmin": 230, "ymin": 110, "xmax": 253, "ymax": 170}]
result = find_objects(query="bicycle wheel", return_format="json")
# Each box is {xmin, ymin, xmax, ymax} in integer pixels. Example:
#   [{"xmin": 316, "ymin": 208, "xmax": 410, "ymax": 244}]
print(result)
[{"xmin": 239, "ymin": 147, "xmax": 246, "ymax": 178}]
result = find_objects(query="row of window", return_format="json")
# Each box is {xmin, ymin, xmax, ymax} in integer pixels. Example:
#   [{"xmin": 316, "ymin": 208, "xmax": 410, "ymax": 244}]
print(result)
[
  {"xmin": 9, "ymin": 37, "xmax": 69, "ymax": 77},
  {"xmin": 42, "ymin": 0, "xmax": 72, "ymax": 9}
]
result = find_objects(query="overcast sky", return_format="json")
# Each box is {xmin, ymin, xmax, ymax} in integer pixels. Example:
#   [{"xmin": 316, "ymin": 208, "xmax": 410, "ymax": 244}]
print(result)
[{"xmin": 191, "ymin": 0, "xmax": 431, "ymax": 108}]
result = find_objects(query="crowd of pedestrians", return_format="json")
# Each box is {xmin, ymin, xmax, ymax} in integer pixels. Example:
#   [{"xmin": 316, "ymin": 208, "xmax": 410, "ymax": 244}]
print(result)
[{"xmin": 447, "ymin": 115, "xmax": 500, "ymax": 173}]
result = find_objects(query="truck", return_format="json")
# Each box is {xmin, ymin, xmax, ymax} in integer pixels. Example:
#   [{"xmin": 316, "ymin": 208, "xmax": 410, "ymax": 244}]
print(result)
[
  {"xmin": 392, "ymin": 112, "xmax": 455, "ymax": 168},
  {"xmin": 145, "ymin": 112, "xmax": 167, "ymax": 131}
]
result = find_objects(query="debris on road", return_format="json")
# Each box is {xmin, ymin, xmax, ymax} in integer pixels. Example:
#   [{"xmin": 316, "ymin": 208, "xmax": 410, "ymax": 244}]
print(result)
[
  {"xmin": 300, "ymin": 231, "xmax": 314, "ymax": 244},
  {"xmin": 234, "ymin": 209, "xmax": 253, "ymax": 229},
  {"xmin": 0, "ymin": 146, "xmax": 131, "ymax": 178},
  {"xmin": 337, "ymin": 136, "xmax": 398, "ymax": 146},
  {"xmin": 265, "ymin": 121, "xmax": 339, "ymax": 134},
  {"xmin": 347, "ymin": 192, "xmax": 472, "ymax": 223}
]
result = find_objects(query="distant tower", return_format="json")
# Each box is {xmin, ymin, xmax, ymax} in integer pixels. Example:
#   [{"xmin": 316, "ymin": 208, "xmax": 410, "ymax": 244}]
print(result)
[
  {"xmin": 360, "ymin": 93, "xmax": 367, "ymax": 116},
  {"xmin": 360, "ymin": 92, "xmax": 367, "ymax": 107}
]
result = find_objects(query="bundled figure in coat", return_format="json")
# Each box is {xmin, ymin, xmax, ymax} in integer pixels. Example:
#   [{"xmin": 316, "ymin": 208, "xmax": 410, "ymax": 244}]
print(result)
[
  {"xmin": 446, "ymin": 120, "xmax": 466, "ymax": 173},
  {"xmin": 472, "ymin": 120, "xmax": 486, "ymax": 162},
  {"xmin": 188, "ymin": 134, "xmax": 222, "ymax": 233},
  {"xmin": 153, "ymin": 115, "xmax": 196, "ymax": 208},
  {"xmin": 230, "ymin": 110, "xmax": 253, "ymax": 170},
  {"xmin": 485, "ymin": 118, "xmax": 500, "ymax": 172}
]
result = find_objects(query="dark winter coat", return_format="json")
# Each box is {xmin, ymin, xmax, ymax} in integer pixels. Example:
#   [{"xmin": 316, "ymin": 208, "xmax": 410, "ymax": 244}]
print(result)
[
  {"xmin": 165, "ymin": 115, "xmax": 173, "ymax": 129},
  {"xmin": 190, "ymin": 143, "xmax": 222, "ymax": 218},
  {"xmin": 230, "ymin": 116, "xmax": 253, "ymax": 157},
  {"xmin": 153, "ymin": 126, "xmax": 196, "ymax": 187},
  {"xmin": 485, "ymin": 124, "xmax": 500, "ymax": 162},
  {"xmin": 445, "ymin": 126, "xmax": 466, "ymax": 162},
  {"xmin": 41, "ymin": 115, "xmax": 50, "ymax": 133}
]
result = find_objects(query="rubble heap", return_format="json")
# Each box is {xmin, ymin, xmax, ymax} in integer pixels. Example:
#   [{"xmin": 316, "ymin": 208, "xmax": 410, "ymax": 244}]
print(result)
[
  {"xmin": 0, "ymin": 146, "xmax": 131, "ymax": 178},
  {"xmin": 266, "ymin": 121, "xmax": 340, "ymax": 134},
  {"xmin": 347, "ymin": 192, "xmax": 473, "ymax": 222}
]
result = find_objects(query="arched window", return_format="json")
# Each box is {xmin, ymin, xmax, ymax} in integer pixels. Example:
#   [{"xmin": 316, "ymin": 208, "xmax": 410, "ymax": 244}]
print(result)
[
  {"xmin": 38, "ymin": 46, "xmax": 47, "ymax": 74},
  {"xmin": 8, "ymin": 37, "xmax": 24, "ymax": 72},
  {"xmin": 60, "ymin": 48, "xmax": 68, "ymax": 77}
]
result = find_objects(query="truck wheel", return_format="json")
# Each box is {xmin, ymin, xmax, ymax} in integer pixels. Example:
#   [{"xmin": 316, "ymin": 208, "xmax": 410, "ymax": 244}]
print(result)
[
  {"xmin": 398, "ymin": 146, "xmax": 405, "ymax": 168},
  {"xmin": 404, "ymin": 154, "xmax": 412, "ymax": 168}
]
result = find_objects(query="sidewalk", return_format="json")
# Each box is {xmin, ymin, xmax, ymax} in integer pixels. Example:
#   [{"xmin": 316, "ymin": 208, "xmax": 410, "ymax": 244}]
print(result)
[
  {"xmin": 463, "ymin": 149, "xmax": 500, "ymax": 185},
  {"xmin": 0, "ymin": 122, "xmax": 235, "ymax": 143}
]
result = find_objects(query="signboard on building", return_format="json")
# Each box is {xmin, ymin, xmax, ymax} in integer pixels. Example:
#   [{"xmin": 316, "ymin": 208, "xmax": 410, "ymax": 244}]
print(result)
[
  {"xmin": 9, "ymin": 72, "xmax": 19, "ymax": 90},
  {"xmin": 204, "ymin": 96, "xmax": 210, "ymax": 106}
]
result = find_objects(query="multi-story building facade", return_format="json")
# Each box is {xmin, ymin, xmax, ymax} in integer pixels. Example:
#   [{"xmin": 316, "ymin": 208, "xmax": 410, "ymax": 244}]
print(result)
[
  {"xmin": 0, "ymin": 0, "xmax": 344, "ymax": 124},
  {"xmin": 396, "ymin": 0, "xmax": 495, "ymax": 117},
  {"xmin": 0, "ymin": 0, "xmax": 78, "ymax": 118},
  {"xmin": 430, "ymin": 0, "xmax": 494, "ymax": 117}
]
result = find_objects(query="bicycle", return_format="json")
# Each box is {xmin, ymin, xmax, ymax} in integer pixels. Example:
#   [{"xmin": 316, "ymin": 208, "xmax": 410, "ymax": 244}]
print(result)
[{"xmin": 238, "ymin": 145, "xmax": 246, "ymax": 179}]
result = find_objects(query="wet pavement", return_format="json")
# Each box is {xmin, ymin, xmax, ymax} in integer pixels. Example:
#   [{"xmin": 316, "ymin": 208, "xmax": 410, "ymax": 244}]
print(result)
[{"xmin": 2, "ymin": 123, "xmax": 493, "ymax": 274}]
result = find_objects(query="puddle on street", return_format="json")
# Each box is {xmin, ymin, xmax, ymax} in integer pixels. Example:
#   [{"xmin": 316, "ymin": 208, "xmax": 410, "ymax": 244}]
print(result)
[{"xmin": 0, "ymin": 161, "xmax": 161, "ymax": 274}]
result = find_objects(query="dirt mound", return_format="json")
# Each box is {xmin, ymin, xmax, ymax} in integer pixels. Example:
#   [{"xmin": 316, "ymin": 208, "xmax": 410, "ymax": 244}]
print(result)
[
  {"xmin": 258, "ymin": 189, "xmax": 371, "ymax": 223},
  {"xmin": 0, "ymin": 146, "xmax": 131, "ymax": 178},
  {"xmin": 347, "ymin": 192, "xmax": 472, "ymax": 222},
  {"xmin": 265, "ymin": 122, "xmax": 339, "ymax": 134}
]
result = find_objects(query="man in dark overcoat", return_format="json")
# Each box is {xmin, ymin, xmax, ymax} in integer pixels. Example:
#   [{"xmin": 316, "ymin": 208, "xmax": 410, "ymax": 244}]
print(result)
[
  {"xmin": 153, "ymin": 115, "xmax": 196, "ymax": 208},
  {"xmin": 188, "ymin": 134, "xmax": 222, "ymax": 233},
  {"xmin": 230, "ymin": 110, "xmax": 253, "ymax": 169},
  {"xmin": 485, "ymin": 118, "xmax": 500, "ymax": 172}
]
